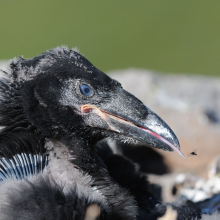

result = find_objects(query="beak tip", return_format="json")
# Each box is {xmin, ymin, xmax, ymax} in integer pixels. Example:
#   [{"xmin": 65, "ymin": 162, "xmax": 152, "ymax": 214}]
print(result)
[{"xmin": 179, "ymin": 151, "xmax": 186, "ymax": 159}]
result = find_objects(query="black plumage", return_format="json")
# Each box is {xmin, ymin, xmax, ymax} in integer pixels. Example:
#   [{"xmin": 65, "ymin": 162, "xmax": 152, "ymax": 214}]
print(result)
[
  {"xmin": 95, "ymin": 140, "xmax": 201, "ymax": 219},
  {"xmin": 0, "ymin": 175, "xmax": 111, "ymax": 220},
  {"xmin": 0, "ymin": 46, "xmax": 201, "ymax": 219}
]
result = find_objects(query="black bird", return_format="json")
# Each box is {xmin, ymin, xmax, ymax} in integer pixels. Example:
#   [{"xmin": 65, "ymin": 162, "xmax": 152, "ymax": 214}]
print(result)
[{"xmin": 0, "ymin": 47, "xmax": 200, "ymax": 219}]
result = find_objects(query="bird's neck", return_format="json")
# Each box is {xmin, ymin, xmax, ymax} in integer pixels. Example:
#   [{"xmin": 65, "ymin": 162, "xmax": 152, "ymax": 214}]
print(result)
[
  {"xmin": 46, "ymin": 136, "xmax": 138, "ymax": 219},
  {"xmin": 56, "ymin": 136, "xmax": 96, "ymax": 167}
]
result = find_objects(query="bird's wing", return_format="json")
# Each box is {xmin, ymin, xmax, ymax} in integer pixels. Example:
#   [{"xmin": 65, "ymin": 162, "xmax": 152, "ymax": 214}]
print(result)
[{"xmin": 0, "ymin": 132, "xmax": 48, "ymax": 182}]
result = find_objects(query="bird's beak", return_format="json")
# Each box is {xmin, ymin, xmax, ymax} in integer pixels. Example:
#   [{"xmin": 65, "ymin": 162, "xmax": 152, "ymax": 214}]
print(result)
[{"xmin": 81, "ymin": 90, "xmax": 185, "ymax": 158}]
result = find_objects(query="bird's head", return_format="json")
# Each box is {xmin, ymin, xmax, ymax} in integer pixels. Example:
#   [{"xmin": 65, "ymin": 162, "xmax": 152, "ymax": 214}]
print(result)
[{"xmin": 0, "ymin": 46, "xmax": 184, "ymax": 157}]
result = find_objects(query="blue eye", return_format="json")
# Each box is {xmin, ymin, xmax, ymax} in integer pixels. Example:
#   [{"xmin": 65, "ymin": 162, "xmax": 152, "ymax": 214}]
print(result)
[{"xmin": 80, "ymin": 84, "xmax": 93, "ymax": 96}]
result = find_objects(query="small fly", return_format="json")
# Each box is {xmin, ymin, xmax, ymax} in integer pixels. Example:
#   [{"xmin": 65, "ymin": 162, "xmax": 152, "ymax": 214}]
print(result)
[
  {"xmin": 190, "ymin": 152, "xmax": 198, "ymax": 156},
  {"xmin": 189, "ymin": 146, "xmax": 204, "ymax": 157}
]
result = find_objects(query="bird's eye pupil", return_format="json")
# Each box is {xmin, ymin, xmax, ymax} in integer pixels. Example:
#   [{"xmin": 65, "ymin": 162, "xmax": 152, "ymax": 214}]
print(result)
[
  {"xmin": 84, "ymin": 88, "xmax": 90, "ymax": 93},
  {"xmin": 80, "ymin": 84, "xmax": 92, "ymax": 96}
]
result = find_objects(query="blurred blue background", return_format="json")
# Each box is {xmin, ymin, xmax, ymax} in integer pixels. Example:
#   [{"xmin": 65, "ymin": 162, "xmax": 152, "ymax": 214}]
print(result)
[{"xmin": 1, "ymin": 1, "xmax": 220, "ymax": 76}]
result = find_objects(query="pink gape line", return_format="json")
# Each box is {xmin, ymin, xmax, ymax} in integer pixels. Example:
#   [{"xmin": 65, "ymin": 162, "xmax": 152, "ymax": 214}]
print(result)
[{"xmin": 140, "ymin": 127, "xmax": 185, "ymax": 159}]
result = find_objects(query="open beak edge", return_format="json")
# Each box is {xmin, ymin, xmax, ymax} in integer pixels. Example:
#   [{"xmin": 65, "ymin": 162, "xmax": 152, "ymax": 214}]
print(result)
[{"xmin": 81, "ymin": 104, "xmax": 185, "ymax": 159}]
